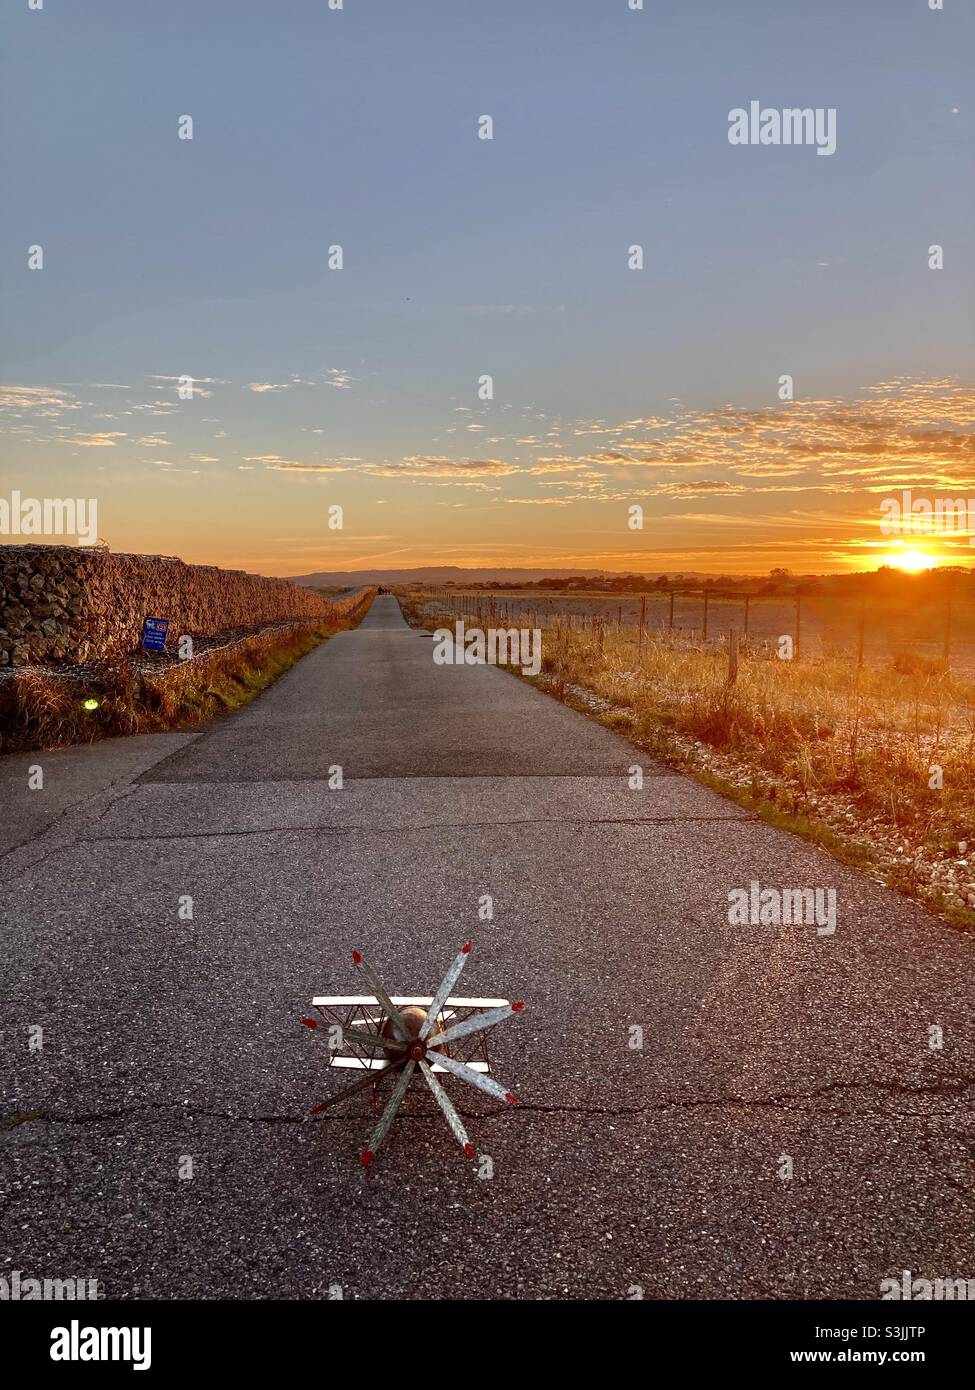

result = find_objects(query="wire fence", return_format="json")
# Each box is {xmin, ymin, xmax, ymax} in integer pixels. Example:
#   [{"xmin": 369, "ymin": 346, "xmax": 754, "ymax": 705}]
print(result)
[{"xmin": 416, "ymin": 585, "xmax": 975, "ymax": 676}]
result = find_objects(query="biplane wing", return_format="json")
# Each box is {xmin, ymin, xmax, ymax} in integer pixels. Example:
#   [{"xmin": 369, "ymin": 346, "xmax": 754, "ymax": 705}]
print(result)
[
  {"xmin": 310, "ymin": 995, "xmax": 510, "ymax": 1072},
  {"xmin": 304, "ymin": 945, "xmax": 523, "ymax": 1165}
]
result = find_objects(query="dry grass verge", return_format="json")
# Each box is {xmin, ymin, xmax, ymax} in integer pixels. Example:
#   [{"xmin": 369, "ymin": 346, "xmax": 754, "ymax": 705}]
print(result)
[
  {"xmin": 0, "ymin": 608, "xmax": 369, "ymax": 753},
  {"xmin": 401, "ymin": 593, "xmax": 975, "ymax": 934}
]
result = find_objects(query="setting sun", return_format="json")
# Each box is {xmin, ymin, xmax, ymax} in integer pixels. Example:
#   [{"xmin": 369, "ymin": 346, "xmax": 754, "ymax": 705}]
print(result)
[{"xmin": 884, "ymin": 547, "xmax": 937, "ymax": 573}]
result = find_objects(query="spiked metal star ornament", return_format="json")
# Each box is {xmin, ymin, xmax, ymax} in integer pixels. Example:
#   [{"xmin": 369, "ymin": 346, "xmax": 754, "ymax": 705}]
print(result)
[{"xmin": 301, "ymin": 942, "xmax": 524, "ymax": 1167}]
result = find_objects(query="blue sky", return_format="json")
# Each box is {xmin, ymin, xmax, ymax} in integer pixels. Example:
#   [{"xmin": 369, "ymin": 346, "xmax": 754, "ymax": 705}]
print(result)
[{"xmin": 2, "ymin": 0, "xmax": 973, "ymax": 574}]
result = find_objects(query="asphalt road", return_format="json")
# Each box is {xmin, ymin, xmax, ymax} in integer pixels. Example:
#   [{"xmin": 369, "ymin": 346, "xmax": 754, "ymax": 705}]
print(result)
[{"xmin": 2, "ymin": 595, "xmax": 974, "ymax": 1300}]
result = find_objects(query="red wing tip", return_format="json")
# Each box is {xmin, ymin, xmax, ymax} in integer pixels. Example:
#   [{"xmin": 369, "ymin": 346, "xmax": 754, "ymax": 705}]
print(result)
[
  {"xmin": 511, "ymin": 1001, "xmax": 525, "ymax": 1011},
  {"xmin": 462, "ymin": 941, "xmax": 473, "ymax": 953},
  {"xmin": 300, "ymin": 1018, "xmax": 318, "ymax": 1028},
  {"xmin": 352, "ymin": 950, "xmax": 362, "ymax": 964},
  {"xmin": 307, "ymin": 1103, "xmax": 327, "ymax": 1116},
  {"xmin": 505, "ymin": 1091, "xmax": 519, "ymax": 1104},
  {"xmin": 464, "ymin": 1142, "xmax": 475, "ymax": 1159},
  {"xmin": 361, "ymin": 1150, "xmax": 374, "ymax": 1168}
]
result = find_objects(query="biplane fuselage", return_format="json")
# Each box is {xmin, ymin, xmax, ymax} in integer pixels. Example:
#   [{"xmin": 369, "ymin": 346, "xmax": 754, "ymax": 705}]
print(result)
[{"xmin": 311, "ymin": 996, "xmax": 510, "ymax": 1073}]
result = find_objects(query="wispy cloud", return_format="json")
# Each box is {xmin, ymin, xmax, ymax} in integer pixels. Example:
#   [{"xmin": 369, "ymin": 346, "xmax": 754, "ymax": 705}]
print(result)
[
  {"xmin": 365, "ymin": 456, "xmax": 521, "ymax": 479},
  {"xmin": 506, "ymin": 497, "xmax": 573, "ymax": 506},
  {"xmin": 322, "ymin": 367, "xmax": 354, "ymax": 390},
  {"xmin": 55, "ymin": 431, "xmax": 127, "ymax": 447},
  {"xmin": 0, "ymin": 385, "xmax": 82, "ymax": 416},
  {"xmin": 537, "ymin": 379, "xmax": 975, "ymax": 499},
  {"xmin": 248, "ymin": 455, "xmax": 351, "ymax": 473}
]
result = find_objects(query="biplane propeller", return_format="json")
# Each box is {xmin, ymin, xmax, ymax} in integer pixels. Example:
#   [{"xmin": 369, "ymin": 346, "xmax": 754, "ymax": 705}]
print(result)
[{"xmin": 301, "ymin": 942, "xmax": 523, "ymax": 1167}]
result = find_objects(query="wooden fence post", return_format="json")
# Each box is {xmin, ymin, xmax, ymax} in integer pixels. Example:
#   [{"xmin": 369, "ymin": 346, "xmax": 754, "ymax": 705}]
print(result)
[
  {"xmin": 728, "ymin": 628, "xmax": 739, "ymax": 685},
  {"xmin": 639, "ymin": 595, "xmax": 646, "ymax": 653},
  {"xmin": 703, "ymin": 589, "xmax": 709, "ymax": 642}
]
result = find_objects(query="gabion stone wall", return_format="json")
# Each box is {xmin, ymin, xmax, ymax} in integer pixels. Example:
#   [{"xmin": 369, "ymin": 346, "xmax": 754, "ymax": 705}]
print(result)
[{"xmin": 0, "ymin": 545, "xmax": 363, "ymax": 667}]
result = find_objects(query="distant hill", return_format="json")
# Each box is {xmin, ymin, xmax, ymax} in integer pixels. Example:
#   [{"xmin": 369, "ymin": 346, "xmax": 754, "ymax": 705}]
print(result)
[
  {"xmin": 289, "ymin": 564, "xmax": 974, "ymax": 595},
  {"xmin": 288, "ymin": 566, "xmax": 622, "ymax": 587}
]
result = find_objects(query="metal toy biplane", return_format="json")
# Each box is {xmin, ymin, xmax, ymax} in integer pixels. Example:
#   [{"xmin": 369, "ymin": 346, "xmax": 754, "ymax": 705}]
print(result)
[{"xmin": 301, "ymin": 942, "xmax": 523, "ymax": 1167}]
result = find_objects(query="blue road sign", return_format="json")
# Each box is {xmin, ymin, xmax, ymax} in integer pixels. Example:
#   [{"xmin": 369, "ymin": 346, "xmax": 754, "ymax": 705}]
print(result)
[{"xmin": 142, "ymin": 617, "xmax": 170, "ymax": 652}]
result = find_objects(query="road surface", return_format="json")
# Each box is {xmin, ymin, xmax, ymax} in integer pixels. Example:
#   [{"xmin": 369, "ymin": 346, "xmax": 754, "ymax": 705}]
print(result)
[{"xmin": 2, "ymin": 595, "xmax": 974, "ymax": 1299}]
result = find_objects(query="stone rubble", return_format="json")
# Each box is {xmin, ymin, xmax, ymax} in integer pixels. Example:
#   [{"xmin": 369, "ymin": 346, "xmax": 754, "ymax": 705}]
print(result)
[{"xmin": 0, "ymin": 545, "xmax": 360, "ymax": 668}]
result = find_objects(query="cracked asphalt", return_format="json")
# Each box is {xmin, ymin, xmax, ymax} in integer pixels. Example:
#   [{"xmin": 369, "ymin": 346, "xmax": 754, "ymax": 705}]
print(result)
[{"xmin": 2, "ymin": 594, "xmax": 974, "ymax": 1300}]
